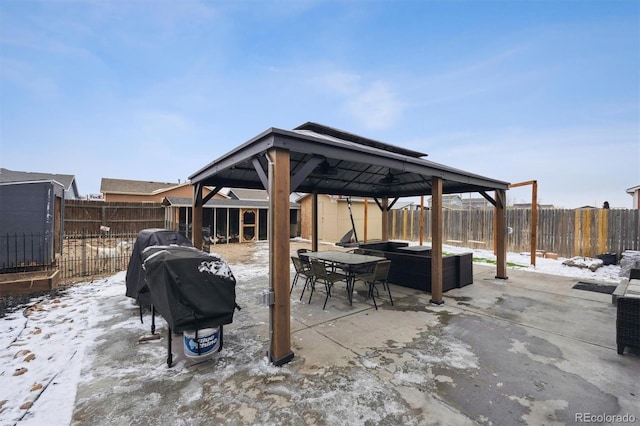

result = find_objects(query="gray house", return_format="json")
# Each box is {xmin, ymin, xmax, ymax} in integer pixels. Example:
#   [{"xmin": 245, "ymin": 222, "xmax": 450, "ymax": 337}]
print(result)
[
  {"xmin": 0, "ymin": 168, "xmax": 81, "ymax": 200},
  {"xmin": 0, "ymin": 180, "xmax": 65, "ymax": 269},
  {"xmin": 0, "ymin": 168, "xmax": 77, "ymax": 269}
]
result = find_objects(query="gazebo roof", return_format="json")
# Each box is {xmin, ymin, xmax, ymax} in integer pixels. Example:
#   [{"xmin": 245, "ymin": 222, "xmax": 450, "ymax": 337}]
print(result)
[{"xmin": 189, "ymin": 122, "xmax": 509, "ymax": 199}]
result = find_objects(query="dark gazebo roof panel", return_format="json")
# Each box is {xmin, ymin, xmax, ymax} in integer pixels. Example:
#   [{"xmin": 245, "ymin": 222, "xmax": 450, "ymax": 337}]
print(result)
[{"xmin": 189, "ymin": 123, "xmax": 509, "ymax": 198}]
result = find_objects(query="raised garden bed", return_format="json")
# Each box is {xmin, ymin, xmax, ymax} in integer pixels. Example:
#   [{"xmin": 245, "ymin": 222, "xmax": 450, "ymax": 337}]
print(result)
[{"xmin": 0, "ymin": 269, "xmax": 61, "ymax": 297}]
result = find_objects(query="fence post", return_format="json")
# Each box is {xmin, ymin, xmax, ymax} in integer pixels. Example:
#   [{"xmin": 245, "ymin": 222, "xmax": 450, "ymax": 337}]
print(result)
[{"xmin": 82, "ymin": 229, "xmax": 87, "ymax": 276}]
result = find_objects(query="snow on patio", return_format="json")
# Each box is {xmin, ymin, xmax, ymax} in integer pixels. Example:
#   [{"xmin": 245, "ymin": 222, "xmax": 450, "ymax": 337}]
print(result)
[{"xmin": 0, "ymin": 242, "xmax": 626, "ymax": 425}]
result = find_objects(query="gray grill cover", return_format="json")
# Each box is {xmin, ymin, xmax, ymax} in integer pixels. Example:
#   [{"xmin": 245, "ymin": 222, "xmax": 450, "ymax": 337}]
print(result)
[
  {"xmin": 125, "ymin": 228, "xmax": 193, "ymax": 304},
  {"xmin": 141, "ymin": 245, "xmax": 237, "ymax": 332}
]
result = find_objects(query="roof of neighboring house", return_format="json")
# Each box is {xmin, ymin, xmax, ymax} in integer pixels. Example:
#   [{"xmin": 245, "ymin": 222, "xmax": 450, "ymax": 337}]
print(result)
[
  {"xmin": 428, "ymin": 194, "xmax": 463, "ymax": 199},
  {"xmin": 627, "ymin": 185, "xmax": 640, "ymax": 194},
  {"xmin": 227, "ymin": 188, "xmax": 269, "ymax": 200},
  {"xmin": 0, "ymin": 168, "xmax": 79, "ymax": 196},
  {"xmin": 391, "ymin": 201, "xmax": 417, "ymax": 210},
  {"xmin": 163, "ymin": 196, "xmax": 300, "ymax": 209},
  {"xmin": 100, "ymin": 177, "xmax": 185, "ymax": 195},
  {"xmin": 461, "ymin": 197, "xmax": 491, "ymax": 204}
]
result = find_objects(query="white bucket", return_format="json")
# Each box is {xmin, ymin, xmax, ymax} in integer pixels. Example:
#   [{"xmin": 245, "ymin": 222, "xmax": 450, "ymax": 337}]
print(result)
[{"xmin": 183, "ymin": 327, "xmax": 220, "ymax": 359}]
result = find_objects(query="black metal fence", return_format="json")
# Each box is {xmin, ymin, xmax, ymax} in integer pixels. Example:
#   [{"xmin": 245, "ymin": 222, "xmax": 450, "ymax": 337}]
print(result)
[
  {"xmin": 1, "ymin": 232, "xmax": 139, "ymax": 280},
  {"xmin": 0, "ymin": 232, "xmax": 55, "ymax": 272},
  {"xmin": 59, "ymin": 232, "xmax": 138, "ymax": 279}
]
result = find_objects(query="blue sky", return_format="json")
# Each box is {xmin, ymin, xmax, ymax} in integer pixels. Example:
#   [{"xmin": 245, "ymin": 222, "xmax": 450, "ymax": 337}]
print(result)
[{"xmin": 1, "ymin": 0, "xmax": 638, "ymax": 208}]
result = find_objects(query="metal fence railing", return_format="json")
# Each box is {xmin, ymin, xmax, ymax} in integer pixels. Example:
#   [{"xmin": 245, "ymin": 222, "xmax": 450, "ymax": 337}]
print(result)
[
  {"xmin": 60, "ymin": 232, "xmax": 139, "ymax": 279},
  {"xmin": 0, "ymin": 232, "xmax": 55, "ymax": 272},
  {"xmin": 0, "ymin": 232, "xmax": 140, "ymax": 280}
]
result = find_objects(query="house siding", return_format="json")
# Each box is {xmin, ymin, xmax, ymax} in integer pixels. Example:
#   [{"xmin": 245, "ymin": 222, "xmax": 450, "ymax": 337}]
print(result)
[{"xmin": 299, "ymin": 195, "xmax": 382, "ymax": 243}]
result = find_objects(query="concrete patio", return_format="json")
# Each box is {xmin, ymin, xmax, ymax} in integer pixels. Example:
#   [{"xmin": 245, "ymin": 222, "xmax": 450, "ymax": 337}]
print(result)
[{"xmin": 70, "ymin": 258, "xmax": 639, "ymax": 425}]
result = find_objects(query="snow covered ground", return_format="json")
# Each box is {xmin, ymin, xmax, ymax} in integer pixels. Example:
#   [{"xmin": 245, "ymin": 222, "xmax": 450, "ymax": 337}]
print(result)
[
  {"xmin": 436, "ymin": 243, "xmax": 623, "ymax": 284},
  {"xmin": 0, "ymin": 243, "xmax": 625, "ymax": 425}
]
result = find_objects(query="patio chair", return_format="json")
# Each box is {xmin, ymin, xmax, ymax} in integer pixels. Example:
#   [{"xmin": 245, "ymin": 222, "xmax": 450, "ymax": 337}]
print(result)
[
  {"xmin": 291, "ymin": 256, "xmax": 313, "ymax": 295},
  {"xmin": 297, "ymin": 248, "xmax": 311, "ymax": 261},
  {"xmin": 357, "ymin": 260, "xmax": 393, "ymax": 310},
  {"xmin": 309, "ymin": 258, "xmax": 347, "ymax": 309}
]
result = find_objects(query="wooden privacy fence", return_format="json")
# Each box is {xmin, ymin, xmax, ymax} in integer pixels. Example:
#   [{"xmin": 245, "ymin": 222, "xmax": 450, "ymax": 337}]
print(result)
[
  {"xmin": 64, "ymin": 200, "xmax": 165, "ymax": 234},
  {"xmin": 389, "ymin": 208, "xmax": 640, "ymax": 259}
]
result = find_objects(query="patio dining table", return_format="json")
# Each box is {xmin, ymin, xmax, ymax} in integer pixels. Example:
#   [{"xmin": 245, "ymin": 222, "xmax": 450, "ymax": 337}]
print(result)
[{"xmin": 306, "ymin": 251, "xmax": 384, "ymax": 305}]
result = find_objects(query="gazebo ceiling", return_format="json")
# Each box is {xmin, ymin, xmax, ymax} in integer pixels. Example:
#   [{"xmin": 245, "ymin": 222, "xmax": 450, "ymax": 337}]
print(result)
[{"xmin": 189, "ymin": 122, "xmax": 510, "ymax": 198}]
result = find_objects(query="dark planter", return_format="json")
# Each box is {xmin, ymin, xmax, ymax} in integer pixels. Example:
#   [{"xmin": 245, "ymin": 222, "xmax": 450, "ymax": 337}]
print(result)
[{"xmin": 597, "ymin": 253, "xmax": 617, "ymax": 266}]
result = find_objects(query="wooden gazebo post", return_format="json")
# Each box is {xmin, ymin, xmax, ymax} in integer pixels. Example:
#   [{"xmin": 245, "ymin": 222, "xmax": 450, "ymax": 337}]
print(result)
[
  {"xmin": 381, "ymin": 197, "xmax": 389, "ymax": 241},
  {"xmin": 312, "ymin": 191, "xmax": 319, "ymax": 252},
  {"xmin": 419, "ymin": 195, "xmax": 424, "ymax": 245},
  {"xmin": 268, "ymin": 147, "xmax": 294, "ymax": 366},
  {"xmin": 495, "ymin": 189, "xmax": 508, "ymax": 279},
  {"xmin": 508, "ymin": 180, "xmax": 537, "ymax": 266},
  {"xmin": 430, "ymin": 177, "xmax": 444, "ymax": 304},
  {"xmin": 192, "ymin": 183, "xmax": 203, "ymax": 249}
]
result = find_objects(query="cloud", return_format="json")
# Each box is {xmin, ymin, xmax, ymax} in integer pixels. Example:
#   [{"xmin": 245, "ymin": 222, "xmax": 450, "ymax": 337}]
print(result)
[
  {"xmin": 401, "ymin": 122, "xmax": 639, "ymax": 208},
  {"xmin": 0, "ymin": 58, "xmax": 60, "ymax": 98},
  {"xmin": 345, "ymin": 81, "xmax": 405, "ymax": 130},
  {"xmin": 319, "ymin": 70, "xmax": 361, "ymax": 95},
  {"xmin": 314, "ymin": 70, "xmax": 405, "ymax": 130}
]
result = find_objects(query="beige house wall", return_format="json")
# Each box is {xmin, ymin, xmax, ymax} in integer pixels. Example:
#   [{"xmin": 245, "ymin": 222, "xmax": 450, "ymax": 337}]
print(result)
[
  {"xmin": 299, "ymin": 195, "xmax": 382, "ymax": 243},
  {"xmin": 299, "ymin": 196, "xmax": 314, "ymax": 240}
]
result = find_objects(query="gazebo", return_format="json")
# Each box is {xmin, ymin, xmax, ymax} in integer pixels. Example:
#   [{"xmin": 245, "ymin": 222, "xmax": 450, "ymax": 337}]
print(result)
[{"xmin": 189, "ymin": 122, "xmax": 510, "ymax": 366}]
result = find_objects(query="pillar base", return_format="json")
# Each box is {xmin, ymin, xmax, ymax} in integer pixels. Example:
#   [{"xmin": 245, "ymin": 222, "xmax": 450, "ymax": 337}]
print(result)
[
  {"xmin": 495, "ymin": 276, "xmax": 509, "ymax": 280},
  {"xmin": 430, "ymin": 299, "xmax": 445, "ymax": 306},
  {"xmin": 270, "ymin": 350, "xmax": 294, "ymax": 366}
]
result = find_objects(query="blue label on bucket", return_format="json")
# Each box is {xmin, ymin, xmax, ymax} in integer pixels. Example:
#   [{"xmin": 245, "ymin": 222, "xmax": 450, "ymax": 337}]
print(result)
[{"xmin": 183, "ymin": 328, "xmax": 220, "ymax": 358}]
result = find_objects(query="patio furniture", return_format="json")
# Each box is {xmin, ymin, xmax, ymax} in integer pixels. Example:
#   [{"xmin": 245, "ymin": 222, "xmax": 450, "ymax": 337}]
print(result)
[
  {"xmin": 297, "ymin": 248, "xmax": 311, "ymax": 261},
  {"xmin": 396, "ymin": 245, "xmax": 432, "ymax": 254},
  {"xmin": 291, "ymin": 256, "xmax": 312, "ymax": 295},
  {"xmin": 358, "ymin": 241, "xmax": 473, "ymax": 293},
  {"xmin": 348, "ymin": 248, "xmax": 366, "ymax": 255},
  {"xmin": 306, "ymin": 251, "xmax": 381, "ymax": 306},
  {"xmin": 362, "ymin": 249, "xmax": 386, "ymax": 258},
  {"xmin": 617, "ymin": 270, "xmax": 640, "ymax": 355},
  {"xmin": 356, "ymin": 260, "xmax": 393, "ymax": 310},
  {"xmin": 308, "ymin": 258, "xmax": 348, "ymax": 309}
]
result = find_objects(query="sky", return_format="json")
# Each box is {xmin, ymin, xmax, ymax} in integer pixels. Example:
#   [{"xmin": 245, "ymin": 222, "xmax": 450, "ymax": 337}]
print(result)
[
  {"xmin": 0, "ymin": 241, "xmax": 627, "ymax": 425},
  {"xmin": 0, "ymin": 0, "xmax": 638, "ymax": 209}
]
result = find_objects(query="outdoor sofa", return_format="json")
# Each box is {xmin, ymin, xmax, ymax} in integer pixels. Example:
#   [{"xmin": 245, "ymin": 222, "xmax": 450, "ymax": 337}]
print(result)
[
  {"xmin": 616, "ymin": 268, "xmax": 640, "ymax": 355},
  {"xmin": 358, "ymin": 241, "xmax": 473, "ymax": 293}
]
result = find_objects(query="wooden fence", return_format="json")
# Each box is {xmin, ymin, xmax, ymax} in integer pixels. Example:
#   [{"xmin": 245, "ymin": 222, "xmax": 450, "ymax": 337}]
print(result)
[
  {"xmin": 64, "ymin": 200, "xmax": 165, "ymax": 234},
  {"xmin": 389, "ymin": 208, "xmax": 640, "ymax": 259}
]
